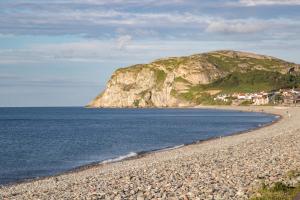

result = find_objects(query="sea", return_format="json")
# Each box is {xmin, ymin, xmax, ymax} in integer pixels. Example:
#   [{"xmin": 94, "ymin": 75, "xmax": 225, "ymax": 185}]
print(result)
[{"xmin": 0, "ymin": 107, "xmax": 278, "ymax": 185}]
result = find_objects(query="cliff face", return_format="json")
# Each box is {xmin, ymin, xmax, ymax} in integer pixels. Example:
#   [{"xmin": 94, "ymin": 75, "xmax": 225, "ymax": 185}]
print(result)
[{"xmin": 88, "ymin": 50, "xmax": 300, "ymax": 108}]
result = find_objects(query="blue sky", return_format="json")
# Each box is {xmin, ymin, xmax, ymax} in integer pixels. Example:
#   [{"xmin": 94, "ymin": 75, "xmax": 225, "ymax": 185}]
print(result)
[{"xmin": 1, "ymin": 0, "xmax": 300, "ymax": 106}]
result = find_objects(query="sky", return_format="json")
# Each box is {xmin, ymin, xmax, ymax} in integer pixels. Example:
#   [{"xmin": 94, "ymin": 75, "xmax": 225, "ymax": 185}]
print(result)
[{"xmin": 0, "ymin": 0, "xmax": 300, "ymax": 107}]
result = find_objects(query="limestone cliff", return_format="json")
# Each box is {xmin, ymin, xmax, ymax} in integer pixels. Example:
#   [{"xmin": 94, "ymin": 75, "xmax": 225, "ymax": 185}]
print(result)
[{"xmin": 88, "ymin": 50, "xmax": 300, "ymax": 108}]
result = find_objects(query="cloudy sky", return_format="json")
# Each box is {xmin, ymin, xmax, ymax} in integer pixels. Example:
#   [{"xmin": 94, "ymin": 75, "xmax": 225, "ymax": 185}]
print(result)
[{"xmin": 1, "ymin": 0, "xmax": 300, "ymax": 106}]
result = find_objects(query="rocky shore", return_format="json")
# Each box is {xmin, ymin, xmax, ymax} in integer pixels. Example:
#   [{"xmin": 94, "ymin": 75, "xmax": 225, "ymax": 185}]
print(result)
[{"xmin": 1, "ymin": 106, "xmax": 300, "ymax": 200}]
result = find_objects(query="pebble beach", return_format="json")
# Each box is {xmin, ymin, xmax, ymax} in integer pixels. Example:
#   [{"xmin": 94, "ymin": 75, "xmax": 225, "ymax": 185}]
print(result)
[{"xmin": 1, "ymin": 106, "xmax": 300, "ymax": 200}]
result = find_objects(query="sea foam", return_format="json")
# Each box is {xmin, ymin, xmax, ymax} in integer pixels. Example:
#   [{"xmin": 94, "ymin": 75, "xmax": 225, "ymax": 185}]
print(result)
[{"xmin": 101, "ymin": 152, "xmax": 138, "ymax": 164}]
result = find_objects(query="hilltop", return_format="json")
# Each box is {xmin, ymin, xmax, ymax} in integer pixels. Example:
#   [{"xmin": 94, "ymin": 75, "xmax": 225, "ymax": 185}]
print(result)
[{"xmin": 88, "ymin": 50, "xmax": 300, "ymax": 108}]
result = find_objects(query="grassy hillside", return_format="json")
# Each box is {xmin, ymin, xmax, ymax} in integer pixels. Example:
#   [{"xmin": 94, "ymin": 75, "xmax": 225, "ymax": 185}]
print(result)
[
  {"xmin": 251, "ymin": 182, "xmax": 300, "ymax": 200},
  {"xmin": 203, "ymin": 52, "xmax": 293, "ymax": 72},
  {"xmin": 251, "ymin": 170, "xmax": 300, "ymax": 200},
  {"xmin": 207, "ymin": 70, "xmax": 300, "ymax": 93},
  {"xmin": 172, "ymin": 70, "xmax": 300, "ymax": 105}
]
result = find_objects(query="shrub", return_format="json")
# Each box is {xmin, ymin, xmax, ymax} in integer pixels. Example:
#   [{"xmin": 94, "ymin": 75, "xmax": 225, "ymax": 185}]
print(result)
[
  {"xmin": 154, "ymin": 69, "xmax": 167, "ymax": 89},
  {"xmin": 251, "ymin": 182, "xmax": 300, "ymax": 200}
]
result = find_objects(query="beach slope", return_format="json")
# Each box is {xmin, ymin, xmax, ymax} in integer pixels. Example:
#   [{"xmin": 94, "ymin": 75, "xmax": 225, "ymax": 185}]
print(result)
[{"xmin": 1, "ymin": 106, "xmax": 300, "ymax": 200}]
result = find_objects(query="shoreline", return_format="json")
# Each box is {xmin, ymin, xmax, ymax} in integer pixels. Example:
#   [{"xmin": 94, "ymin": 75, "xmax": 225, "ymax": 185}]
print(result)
[
  {"xmin": 0, "ymin": 106, "xmax": 280, "ymax": 188},
  {"xmin": 1, "ymin": 105, "xmax": 299, "ymax": 200}
]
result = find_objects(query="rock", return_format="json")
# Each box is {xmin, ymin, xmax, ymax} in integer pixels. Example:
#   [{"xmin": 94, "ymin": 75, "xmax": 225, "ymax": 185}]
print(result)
[
  {"xmin": 236, "ymin": 189, "xmax": 245, "ymax": 196},
  {"xmin": 136, "ymin": 192, "xmax": 145, "ymax": 200},
  {"xmin": 88, "ymin": 50, "xmax": 300, "ymax": 108}
]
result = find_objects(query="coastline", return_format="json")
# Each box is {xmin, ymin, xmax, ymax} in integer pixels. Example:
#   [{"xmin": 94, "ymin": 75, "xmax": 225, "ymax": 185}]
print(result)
[
  {"xmin": 1, "ymin": 106, "xmax": 299, "ymax": 200},
  {"xmin": 0, "ymin": 106, "xmax": 279, "ymax": 187}
]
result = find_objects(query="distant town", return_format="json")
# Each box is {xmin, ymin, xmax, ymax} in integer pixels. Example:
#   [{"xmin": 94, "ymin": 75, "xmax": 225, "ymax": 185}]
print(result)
[{"xmin": 214, "ymin": 88, "xmax": 300, "ymax": 106}]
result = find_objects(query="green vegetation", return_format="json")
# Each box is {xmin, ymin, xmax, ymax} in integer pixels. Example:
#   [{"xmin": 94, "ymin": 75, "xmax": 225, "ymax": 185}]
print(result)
[
  {"xmin": 240, "ymin": 100, "xmax": 253, "ymax": 106},
  {"xmin": 174, "ymin": 76, "xmax": 191, "ymax": 84},
  {"xmin": 133, "ymin": 99, "xmax": 140, "ymax": 107},
  {"xmin": 205, "ymin": 54, "xmax": 240, "ymax": 72},
  {"xmin": 196, "ymin": 93, "xmax": 232, "ymax": 105},
  {"xmin": 173, "ymin": 85, "xmax": 204, "ymax": 103},
  {"xmin": 116, "ymin": 64, "xmax": 148, "ymax": 74},
  {"xmin": 139, "ymin": 90, "xmax": 149, "ymax": 98},
  {"xmin": 154, "ymin": 69, "xmax": 167, "ymax": 88},
  {"xmin": 204, "ymin": 52, "xmax": 293, "ymax": 72},
  {"xmin": 178, "ymin": 91, "xmax": 196, "ymax": 102},
  {"xmin": 170, "ymin": 69, "xmax": 300, "ymax": 105},
  {"xmin": 206, "ymin": 70, "xmax": 300, "ymax": 93},
  {"xmin": 153, "ymin": 57, "xmax": 188, "ymax": 70},
  {"xmin": 189, "ymin": 85, "xmax": 205, "ymax": 93},
  {"xmin": 195, "ymin": 93, "xmax": 215, "ymax": 105},
  {"xmin": 170, "ymin": 89, "xmax": 179, "ymax": 97},
  {"xmin": 174, "ymin": 89, "xmax": 230, "ymax": 105},
  {"xmin": 251, "ymin": 182, "xmax": 300, "ymax": 200},
  {"xmin": 287, "ymin": 170, "xmax": 300, "ymax": 179},
  {"xmin": 274, "ymin": 94, "xmax": 284, "ymax": 104},
  {"xmin": 251, "ymin": 170, "xmax": 300, "ymax": 200},
  {"xmin": 123, "ymin": 83, "xmax": 135, "ymax": 91},
  {"xmin": 246, "ymin": 57, "xmax": 286, "ymax": 69}
]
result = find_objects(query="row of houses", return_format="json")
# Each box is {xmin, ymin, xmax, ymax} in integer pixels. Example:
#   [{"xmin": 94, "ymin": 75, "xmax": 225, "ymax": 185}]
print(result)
[
  {"xmin": 214, "ymin": 89, "xmax": 300, "ymax": 105},
  {"xmin": 282, "ymin": 89, "xmax": 300, "ymax": 104}
]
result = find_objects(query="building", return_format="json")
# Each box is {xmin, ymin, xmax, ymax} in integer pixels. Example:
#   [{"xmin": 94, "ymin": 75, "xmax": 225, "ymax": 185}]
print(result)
[
  {"xmin": 252, "ymin": 94, "xmax": 270, "ymax": 105},
  {"xmin": 282, "ymin": 89, "xmax": 300, "ymax": 105},
  {"xmin": 214, "ymin": 94, "xmax": 229, "ymax": 102},
  {"xmin": 213, "ymin": 90, "xmax": 299, "ymax": 105}
]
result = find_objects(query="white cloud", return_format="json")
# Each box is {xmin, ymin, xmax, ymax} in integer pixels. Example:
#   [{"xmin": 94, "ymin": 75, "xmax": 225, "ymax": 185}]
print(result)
[
  {"xmin": 0, "ymin": 2, "xmax": 299, "ymax": 38},
  {"xmin": 205, "ymin": 17, "xmax": 300, "ymax": 34},
  {"xmin": 72, "ymin": 0, "xmax": 186, "ymax": 6},
  {"xmin": 116, "ymin": 35, "xmax": 132, "ymax": 49},
  {"xmin": 205, "ymin": 19, "xmax": 268, "ymax": 33},
  {"xmin": 0, "ymin": 37, "xmax": 300, "ymax": 67},
  {"xmin": 238, "ymin": 0, "xmax": 300, "ymax": 6},
  {"xmin": 0, "ymin": 39, "xmax": 228, "ymax": 64}
]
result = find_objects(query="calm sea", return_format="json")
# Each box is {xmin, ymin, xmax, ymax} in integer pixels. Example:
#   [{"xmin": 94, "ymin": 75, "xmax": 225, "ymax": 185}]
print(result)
[{"xmin": 0, "ymin": 107, "xmax": 277, "ymax": 185}]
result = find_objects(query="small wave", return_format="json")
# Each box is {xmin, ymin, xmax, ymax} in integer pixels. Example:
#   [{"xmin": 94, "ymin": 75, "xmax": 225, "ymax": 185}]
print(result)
[
  {"xmin": 151, "ymin": 144, "xmax": 185, "ymax": 153},
  {"xmin": 162, "ymin": 144, "xmax": 185, "ymax": 151},
  {"xmin": 100, "ymin": 145, "xmax": 185, "ymax": 164},
  {"xmin": 101, "ymin": 152, "xmax": 138, "ymax": 164}
]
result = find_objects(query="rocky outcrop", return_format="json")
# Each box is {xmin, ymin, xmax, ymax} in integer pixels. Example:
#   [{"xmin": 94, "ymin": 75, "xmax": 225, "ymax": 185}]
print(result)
[{"xmin": 88, "ymin": 50, "xmax": 300, "ymax": 108}]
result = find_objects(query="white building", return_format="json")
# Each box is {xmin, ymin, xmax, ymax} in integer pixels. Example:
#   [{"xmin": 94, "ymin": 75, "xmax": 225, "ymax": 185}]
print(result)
[
  {"xmin": 253, "ymin": 94, "xmax": 269, "ymax": 105},
  {"xmin": 214, "ymin": 94, "xmax": 229, "ymax": 102}
]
